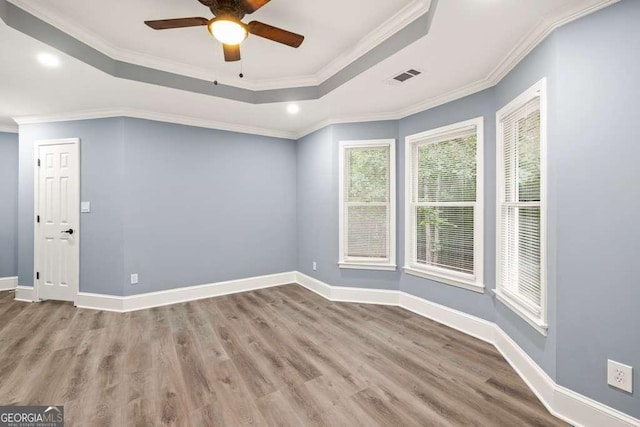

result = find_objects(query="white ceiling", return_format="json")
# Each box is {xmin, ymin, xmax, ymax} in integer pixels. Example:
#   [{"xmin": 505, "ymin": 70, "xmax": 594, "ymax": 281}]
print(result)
[
  {"xmin": 0, "ymin": 0, "xmax": 617, "ymax": 137},
  {"xmin": 8, "ymin": 0, "xmax": 421, "ymax": 89}
]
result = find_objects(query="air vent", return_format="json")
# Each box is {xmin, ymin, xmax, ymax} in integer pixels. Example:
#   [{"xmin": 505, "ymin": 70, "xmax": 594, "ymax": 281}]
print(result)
[{"xmin": 387, "ymin": 68, "xmax": 424, "ymax": 85}]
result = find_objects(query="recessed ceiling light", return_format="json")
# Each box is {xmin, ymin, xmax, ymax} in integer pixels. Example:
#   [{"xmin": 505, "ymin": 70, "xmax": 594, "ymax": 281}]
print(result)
[
  {"xmin": 287, "ymin": 104, "xmax": 300, "ymax": 115},
  {"xmin": 37, "ymin": 53, "xmax": 60, "ymax": 67}
]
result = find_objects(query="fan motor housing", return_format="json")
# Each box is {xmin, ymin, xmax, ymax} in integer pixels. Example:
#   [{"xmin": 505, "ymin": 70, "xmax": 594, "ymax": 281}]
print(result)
[{"xmin": 211, "ymin": 0, "xmax": 245, "ymax": 20}]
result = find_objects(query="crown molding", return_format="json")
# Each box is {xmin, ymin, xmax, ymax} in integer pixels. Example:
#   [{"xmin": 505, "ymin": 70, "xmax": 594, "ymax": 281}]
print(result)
[
  {"xmin": 0, "ymin": 123, "xmax": 19, "ymax": 133},
  {"xmin": 8, "ymin": 0, "xmax": 618, "ymax": 141},
  {"xmin": 313, "ymin": 0, "xmax": 431, "ymax": 86},
  {"xmin": 6, "ymin": 0, "xmax": 431, "ymax": 91},
  {"xmin": 294, "ymin": 79, "xmax": 494, "ymax": 139},
  {"xmin": 13, "ymin": 108, "xmax": 297, "ymax": 140},
  {"xmin": 294, "ymin": 0, "xmax": 620, "ymax": 139},
  {"xmin": 486, "ymin": 0, "xmax": 620, "ymax": 84}
]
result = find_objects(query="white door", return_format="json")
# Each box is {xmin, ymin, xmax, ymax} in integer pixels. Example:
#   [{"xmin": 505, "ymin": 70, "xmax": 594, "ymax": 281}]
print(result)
[{"xmin": 36, "ymin": 139, "xmax": 80, "ymax": 303}]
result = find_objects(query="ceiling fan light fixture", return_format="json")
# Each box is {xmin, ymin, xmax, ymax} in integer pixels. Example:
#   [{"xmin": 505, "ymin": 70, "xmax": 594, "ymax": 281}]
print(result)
[{"xmin": 208, "ymin": 19, "xmax": 248, "ymax": 45}]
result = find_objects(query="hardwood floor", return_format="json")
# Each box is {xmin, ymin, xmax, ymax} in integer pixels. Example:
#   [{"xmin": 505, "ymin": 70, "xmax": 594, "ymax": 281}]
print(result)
[{"xmin": 0, "ymin": 285, "xmax": 568, "ymax": 426}]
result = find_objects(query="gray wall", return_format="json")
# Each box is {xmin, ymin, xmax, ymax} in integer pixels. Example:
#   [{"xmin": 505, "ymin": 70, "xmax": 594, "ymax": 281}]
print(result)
[
  {"xmin": 552, "ymin": 1, "xmax": 639, "ymax": 416},
  {"xmin": 18, "ymin": 118, "xmax": 296, "ymax": 295},
  {"xmin": 121, "ymin": 118, "xmax": 297, "ymax": 296},
  {"xmin": 0, "ymin": 131, "xmax": 18, "ymax": 278},
  {"xmin": 19, "ymin": 118, "xmax": 127, "ymax": 294},
  {"xmin": 296, "ymin": 0, "xmax": 639, "ymax": 417}
]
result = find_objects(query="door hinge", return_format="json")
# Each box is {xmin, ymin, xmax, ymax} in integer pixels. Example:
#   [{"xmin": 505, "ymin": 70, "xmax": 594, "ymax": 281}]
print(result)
[
  {"xmin": 37, "ymin": 159, "xmax": 41, "ymax": 167},
  {"xmin": 37, "ymin": 215, "xmax": 40, "ymax": 223},
  {"xmin": 36, "ymin": 272, "xmax": 40, "ymax": 280}
]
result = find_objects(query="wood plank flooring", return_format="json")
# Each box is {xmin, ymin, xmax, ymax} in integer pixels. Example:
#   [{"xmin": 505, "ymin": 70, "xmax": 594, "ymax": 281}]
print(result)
[{"xmin": 0, "ymin": 285, "xmax": 568, "ymax": 426}]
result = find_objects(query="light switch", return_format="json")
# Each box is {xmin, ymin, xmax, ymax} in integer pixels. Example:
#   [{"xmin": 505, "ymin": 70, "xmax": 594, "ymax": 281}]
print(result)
[{"xmin": 81, "ymin": 201, "xmax": 91, "ymax": 213}]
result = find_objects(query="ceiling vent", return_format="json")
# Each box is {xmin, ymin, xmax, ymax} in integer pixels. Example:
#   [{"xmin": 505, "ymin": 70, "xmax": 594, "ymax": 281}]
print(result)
[{"xmin": 387, "ymin": 68, "xmax": 423, "ymax": 85}]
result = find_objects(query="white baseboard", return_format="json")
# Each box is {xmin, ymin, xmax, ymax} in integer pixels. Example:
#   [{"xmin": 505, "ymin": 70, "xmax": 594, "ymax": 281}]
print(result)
[
  {"xmin": 295, "ymin": 273, "xmax": 399, "ymax": 305},
  {"xmin": 15, "ymin": 285, "xmax": 35, "ymax": 302},
  {"xmin": 399, "ymin": 292, "xmax": 495, "ymax": 344},
  {"xmin": 295, "ymin": 272, "xmax": 332, "ymax": 300},
  {"xmin": 294, "ymin": 272, "xmax": 639, "ymax": 427},
  {"xmin": 0, "ymin": 276, "xmax": 18, "ymax": 291},
  {"xmin": 76, "ymin": 271, "xmax": 297, "ymax": 313}
]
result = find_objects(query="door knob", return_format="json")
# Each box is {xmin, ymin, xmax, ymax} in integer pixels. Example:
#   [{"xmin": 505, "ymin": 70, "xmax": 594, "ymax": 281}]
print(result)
[{"xmin": 61, "ymin": 228, "xmax": 74, "ymax": 235}]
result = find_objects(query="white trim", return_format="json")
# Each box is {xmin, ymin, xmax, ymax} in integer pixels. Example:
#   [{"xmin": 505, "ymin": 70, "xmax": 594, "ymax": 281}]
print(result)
[
  {"xmin": 295, "ymin": 272, "xmax": 399, "ymax": 305},
  {"xmin": 337, "ymin": 262, "xmax": 397, "ymax": 271},
  {"xmin": 313, "ymin": 0, "xmax": 432, "ymax": 88},
  {"xmin": 294, "ymin": 272, "xmax": 640, "ymax": 427},
  {"xmin": 338, "ymin": 139, "xmax": 396, "ymax": 271},
  {"xmin": 403, "ymin": 267, "xmax": 484, "ymax": 293},
  {"xmin": 33, "ymin": 138, "xmax": 81, "ymax": 305},
  {"xmin": 495, "ymin": 289, "xmax": 548, "ymax": 335},
  {"xmin": 331, "ymin": 286, "xmax": 400, "ymax": 306},
  {"xmin": 0, "ymin": 276, "xmax": 18, "ymax": 291},
  {"xmin": 0, "ymin": 124, "xmax": 18, "ymax": 133},
  {"xmin": 404, "ymin": 117, "xmax": 484, "ymax": 292},
  {"xmin": 293, "ymin": 0, "xmax": 620, "ymax": 139},
  {"xmin": 554, "ymin": 384, "xmax": 640, "ymax": 427},
  {"xmin": 6, "ymin": 0, "xmax": 431, "ymax": 91},
  {"xmin": 15, "ymin": 285, "xmax": 35, "ymax": 302},
  {"xmin": 76, "ymin": 271, "xmax": 297, "ymax": 313},
  {"xmin": 13, "ymin": 108, "xmax": 296, "ymax": 140},
  {"xmin": 495, "ymin": 78, "xmax": 548, "ymax": 335},
  {"xmin": 294, "ymin": 271, "xmax": 333, "ymax": 300},
  {"xmin": 399, "ymin": 291, "xmax": 496, "ymax": 342},
  {"xmin": 485, "ymin": 0, "xmax": 619, "ymax": 85}
]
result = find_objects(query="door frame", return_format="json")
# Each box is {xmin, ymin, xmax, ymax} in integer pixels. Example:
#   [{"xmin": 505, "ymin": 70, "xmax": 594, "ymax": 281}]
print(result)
[{"xmin": 33, "ymin": 138, "xmax": 81, "ymax": 304}]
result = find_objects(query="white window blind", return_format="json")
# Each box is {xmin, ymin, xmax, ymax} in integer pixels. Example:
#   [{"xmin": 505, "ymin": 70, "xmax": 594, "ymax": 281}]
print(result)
[
  {"xmin": 496, "ymin": 79, "xmax": 547, "ymax": 334},
  {"xmin": 339, "ymin": 140, "xmax": 396, "ymax": 270},
  {"xmin": 404, "ymin": 118, "xmax": 484, "ymax": 291}
]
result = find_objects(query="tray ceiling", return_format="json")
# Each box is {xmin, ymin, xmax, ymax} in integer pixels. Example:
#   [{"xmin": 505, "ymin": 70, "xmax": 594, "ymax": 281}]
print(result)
[
  {"xmin": 0, "ymin": 0, "xmax": 618, "ymax": 137},
  {"xmin": 6, "ymin": 0, "xmax": 426, "ymax": 89}
]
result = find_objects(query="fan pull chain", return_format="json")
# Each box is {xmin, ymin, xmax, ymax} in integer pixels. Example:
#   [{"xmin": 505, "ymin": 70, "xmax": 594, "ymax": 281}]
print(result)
[
  {"xmin": 239, "ymin": 59, "xmax": 244, "ymax": 79},
  {"xmin": 213, "ymin": 43, "xmax": 220, "ymax": 86}
]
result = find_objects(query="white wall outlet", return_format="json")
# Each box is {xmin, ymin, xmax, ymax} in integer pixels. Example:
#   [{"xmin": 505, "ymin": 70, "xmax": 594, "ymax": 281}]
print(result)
[
  {"xmin": 130, "ymin": 273, "xmax": 139, "ymax": 285},
  {"xmin": 312, "ymin": 261, "xmax": 317, "ymax": 271},
  {"xmin": 607, "ymin": 360, "xmax": 633, "ymax": 393}
]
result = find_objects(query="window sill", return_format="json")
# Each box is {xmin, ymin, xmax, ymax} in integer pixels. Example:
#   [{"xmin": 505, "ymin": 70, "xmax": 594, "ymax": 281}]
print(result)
[
  {"xmin": 338, "ymin": 262, "xmax": 397, "ymax": 272},
  {"xmin": 494, "ymin": 289, "xmax": 548, "ymax": 336},
  {"xmin": 403, "ymin": 266, "xmax": 485, "ymax": 294}
]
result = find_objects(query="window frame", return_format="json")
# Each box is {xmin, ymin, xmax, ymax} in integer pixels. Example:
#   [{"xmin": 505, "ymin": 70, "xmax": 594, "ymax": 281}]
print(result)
[
  {"xmin": 403, "ymin": 117, "xmax": 484, "ymax": 292},
  {"xmin": 495, "ymin": 78, "xmax": 548, "ymax": 335},
  {"xmin": 338, "ymin": 139, "xmax": 396, "ymax": 271}
]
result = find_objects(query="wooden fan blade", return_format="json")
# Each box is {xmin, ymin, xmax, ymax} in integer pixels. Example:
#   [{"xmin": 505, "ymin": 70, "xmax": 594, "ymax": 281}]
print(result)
[
  {"xmin": 223, "ymin": 44, "xmax": 241, "ymax": 62},
  {"xmin": 248, "ymin": 21, "xmax": 304, "ymax": 48},
  {"xmin": 240, "ymin": 0, "xmax": 270, "ymax": 14},
  {"xmin": 144, "ymin": 17, "xmax": 209, "ymax": 30}
]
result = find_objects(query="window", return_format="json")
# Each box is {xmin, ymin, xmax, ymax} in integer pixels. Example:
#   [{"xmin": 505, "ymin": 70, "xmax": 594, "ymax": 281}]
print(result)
[
  {"xmin": 339, "ymin": 139, "xmax": 396, "ymax": 270},
  {"xmin": 495, "ymin": 78, "xmax": 547, "ymax": 335},
  {"xmin": 404, "ymin": 118, "xmax": 484, "ymax": 292}
]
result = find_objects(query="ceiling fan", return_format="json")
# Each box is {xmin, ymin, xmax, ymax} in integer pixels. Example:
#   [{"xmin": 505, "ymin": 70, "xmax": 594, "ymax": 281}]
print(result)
[{"xmin": 144, "ymin": 0, "xmax": 304, "ymax": 62}]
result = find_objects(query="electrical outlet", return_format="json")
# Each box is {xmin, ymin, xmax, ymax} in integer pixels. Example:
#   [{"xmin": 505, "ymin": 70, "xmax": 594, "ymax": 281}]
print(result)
[
  {"xmin": 607, "ymin": 360, "xmax": 633, "ymax": 393},
  {"xmin": 130, "ymin": 273, "xmax": 139, "ymax": 285},
  {"xmin": 312, "ymin": 261, "xmax": 317, "ymax": 271}
]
